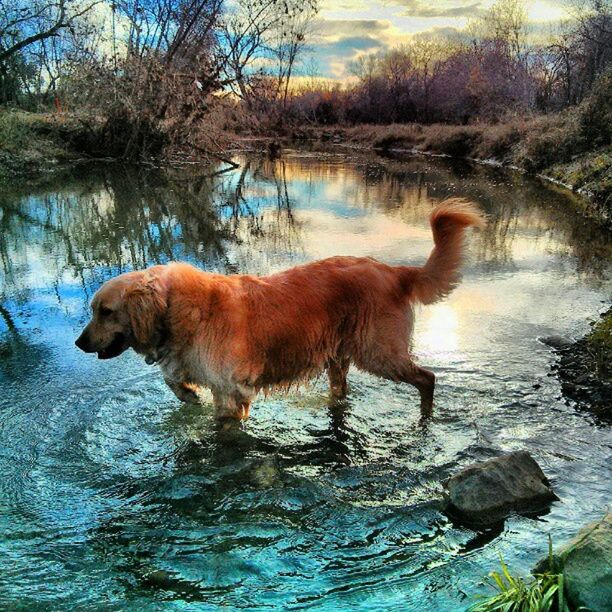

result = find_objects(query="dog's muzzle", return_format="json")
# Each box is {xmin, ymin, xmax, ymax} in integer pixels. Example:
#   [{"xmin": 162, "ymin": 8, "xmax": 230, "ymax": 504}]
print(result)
[{"xmin": 75, "ymin": 332, "xmax": 128, "ymax": 359}]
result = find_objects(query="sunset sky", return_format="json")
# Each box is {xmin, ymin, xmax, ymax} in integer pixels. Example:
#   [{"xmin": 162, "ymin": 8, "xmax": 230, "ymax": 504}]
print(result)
[{"xmin": 308, "ymin": 0, "xmax": 574, "ymax": 78}]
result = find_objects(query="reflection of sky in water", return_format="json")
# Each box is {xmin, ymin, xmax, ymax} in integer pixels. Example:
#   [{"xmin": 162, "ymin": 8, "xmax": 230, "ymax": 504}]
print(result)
[{"xmin": 0, "ymin": 154, "xmax": 610, "ymax": 610}]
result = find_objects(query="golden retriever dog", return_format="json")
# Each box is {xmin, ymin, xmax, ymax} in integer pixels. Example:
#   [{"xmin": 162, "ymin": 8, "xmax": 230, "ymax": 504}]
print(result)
[{"xmin": 76, "ymin": 200, "xmax": 484, "ymax": 421}]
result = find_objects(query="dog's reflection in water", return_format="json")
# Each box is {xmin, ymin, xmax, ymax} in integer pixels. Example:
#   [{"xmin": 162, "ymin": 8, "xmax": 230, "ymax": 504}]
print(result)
[
  {"xmin": 164, "ymin": 395, "xmax": 370, "ymax": 474},
  {"xmin": 163, "ymin": 376, "xmax": 436, "ymax": 478}
]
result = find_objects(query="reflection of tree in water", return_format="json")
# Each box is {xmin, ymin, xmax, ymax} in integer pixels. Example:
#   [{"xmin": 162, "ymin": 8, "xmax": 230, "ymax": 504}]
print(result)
[
  {"xmin": 218, "ymin": 158, "xmax": 303, "ymax": 272},
  {"xmin": 0, "ymin": 180, "xmax": 89, "ymax": 334},
  {"xmin": 44, "ymin": 168, "xmax": 228, "ymax": 272},
  {"xmin": 356, "ymin": 153, "xmax": 611, "ymax": 275},
  {"xmin": 0, "ymin": 304, "xmax": 16, "ymax": 333},
  {"xmin": 0, "ymin": 301, "xmax": 51, "ymax": 383},
  {"xmin": 0, "ymin": 158, "xmax": 304, "ymax": 327}
]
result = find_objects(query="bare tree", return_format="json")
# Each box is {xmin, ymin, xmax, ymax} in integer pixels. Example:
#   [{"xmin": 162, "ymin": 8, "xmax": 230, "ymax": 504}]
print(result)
[
  {"xmin": 468, "ymin": 0, "xmax": 528, "ymax": 61},
  {"xmin": 218, "ymin": 0, "xmax": 318, "ymax": 113},
  {"xmin": 0, "ymin": 0, "xmax": 102, "ymax": 102},
  {"xmin": 218, "ymin": 0, "xmax": 279, "ymax": 105},
  {"xmin": 572, "ymin": 0, "xmax": 612, "ymax": 94},
  {"xmin": 408, "ymin": 38, "xmax": 447, "ymax": 121},
  {"xmin": 0, "ymin": 0, "xmax": 102, "ymax": 64},
  {"xmin": 269, "ymin": 0, "xmax": 317, "ymax": 109},
  {"xmin": 545, "ymin": 0, "xmax": 612, "ymax": 106},
  {"xmin": 57, "ymin": 0, "xmax": 226, "ymax": 158}
]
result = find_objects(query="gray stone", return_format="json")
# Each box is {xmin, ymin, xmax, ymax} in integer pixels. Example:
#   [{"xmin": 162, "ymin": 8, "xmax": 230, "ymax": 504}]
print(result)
[
  {"xmin": 560, "ymin": 513, "xmax": 611, "ymax": 611},
  {"xmin": 534, "ymin": 513, "xmax": 612, "ymax": 610},
  {"xmin": 540, "ymin": 335, "xmax": 573, "ymax": 349},
  {"xmin": 442, "ymin": 451, "xmax": 558, "ymax": 526}
]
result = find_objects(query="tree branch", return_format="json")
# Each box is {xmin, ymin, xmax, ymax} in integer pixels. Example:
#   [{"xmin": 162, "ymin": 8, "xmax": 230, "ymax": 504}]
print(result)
[{"xmin": 0, "ymin": 0, "xmax": 103, "ymax": 63}]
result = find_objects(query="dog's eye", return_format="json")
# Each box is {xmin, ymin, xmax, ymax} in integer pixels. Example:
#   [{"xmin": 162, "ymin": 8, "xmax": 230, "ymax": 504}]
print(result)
[{"xmin": 99, "ymin": 306, "xmax": 113, "ymax": 317}]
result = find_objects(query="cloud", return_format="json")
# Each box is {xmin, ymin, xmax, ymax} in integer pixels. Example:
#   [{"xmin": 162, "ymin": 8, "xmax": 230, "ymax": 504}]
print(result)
[
  {"xmin": 390, "ymin": 0, "xmax": 484, "ymax": 18},
  {"xmin": 315, "ymin": 19, "xmax": 392, "ymax": 39},
  {"xmin": 412, "ymin": 25, "xmax": 468, "ymax": 42},
  {"xmin": 307, "ymin": 34, "xmax": 387, "ymax": 77},
  {"xmin": 320, "ymin": 36, "xmax": 385, "ymax": 53}
]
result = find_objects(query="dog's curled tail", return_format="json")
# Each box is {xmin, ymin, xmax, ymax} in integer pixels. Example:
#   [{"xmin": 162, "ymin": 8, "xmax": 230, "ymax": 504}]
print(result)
[{"xmin": 407, "ymin": 199, "xmax": 485, "ymax": 305}]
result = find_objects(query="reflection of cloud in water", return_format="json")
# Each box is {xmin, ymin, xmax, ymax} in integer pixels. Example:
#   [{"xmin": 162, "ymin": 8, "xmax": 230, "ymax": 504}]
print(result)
[
  {"xmin": 286, "ymin": 206, "xmax": 432, "ymax": 262},
  {"xmin": 416, "ymin": 304, "xmax": 460, "ymax": 359}
]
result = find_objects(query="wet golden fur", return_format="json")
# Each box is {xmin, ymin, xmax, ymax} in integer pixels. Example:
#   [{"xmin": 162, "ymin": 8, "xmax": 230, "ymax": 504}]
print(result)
[{"xmin": 76, "ymin": 199, "xmax": 485, "ymax": 420}]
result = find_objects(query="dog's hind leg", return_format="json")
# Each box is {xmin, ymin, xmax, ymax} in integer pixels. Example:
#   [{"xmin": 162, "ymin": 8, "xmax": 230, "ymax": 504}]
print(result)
[
  {"xmin": 367, "ymin": 358, "xmax": 435, "ymax": 416},
  {"xmin": 354, "ymin": 309, "xmax": 435, "ymax": 415},
  {"xmin": 327, "ymin": 357, "xmax": 350, "ymax": 399},
  {"xmin": 398, "ymin": 362, "xmax": 435, "ymax": 416}
]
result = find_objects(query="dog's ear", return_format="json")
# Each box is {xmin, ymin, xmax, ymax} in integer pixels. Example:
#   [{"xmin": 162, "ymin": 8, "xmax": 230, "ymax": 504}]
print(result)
[{"xmin": 124, "ymin": 276, "xmax": 167, "ymax": 347}]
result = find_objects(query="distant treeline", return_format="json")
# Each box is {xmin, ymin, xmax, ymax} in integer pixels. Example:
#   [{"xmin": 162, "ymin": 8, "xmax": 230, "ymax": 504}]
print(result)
[{"xmin": 280, "ymin": 0, "xmax": 612, "ymax": 126}]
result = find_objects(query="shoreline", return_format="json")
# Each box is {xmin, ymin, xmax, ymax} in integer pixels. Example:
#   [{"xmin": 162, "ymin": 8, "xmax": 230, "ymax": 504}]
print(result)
[
  {"xmin": 1, "ymin": 109, "xmax": 610, "ymax": 226},
  {"xmin": 549, "ymin": 309, "xmax": 612, "ymax": 421},
  {"xmin": 276, "ymin": 125, "xmax": 611, "ymax": 227}
]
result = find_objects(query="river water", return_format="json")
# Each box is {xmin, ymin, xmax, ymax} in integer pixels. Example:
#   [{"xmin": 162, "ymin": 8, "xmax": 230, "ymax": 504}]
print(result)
[{"xmin": 0, "ymin": 151, "xmax": 610, "ymax": 610}]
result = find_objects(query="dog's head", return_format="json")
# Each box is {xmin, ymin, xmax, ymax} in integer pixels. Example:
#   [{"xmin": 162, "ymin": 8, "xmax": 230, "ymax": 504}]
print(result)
[{"xmin": 75, "ymin": 268, "xmax": 168, "ymax": 360}]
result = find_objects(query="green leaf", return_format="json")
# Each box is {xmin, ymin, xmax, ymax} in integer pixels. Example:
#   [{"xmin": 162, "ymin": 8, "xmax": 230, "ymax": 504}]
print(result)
[{"xmin": 557, "ymin": 573, "xmax": 565, "ymax": 612}]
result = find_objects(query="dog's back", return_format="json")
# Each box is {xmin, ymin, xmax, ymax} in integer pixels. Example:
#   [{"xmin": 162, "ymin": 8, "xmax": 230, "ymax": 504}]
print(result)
[{"xmin": 234, "ymin": 199, "xmax": 485, "ymax": 397}]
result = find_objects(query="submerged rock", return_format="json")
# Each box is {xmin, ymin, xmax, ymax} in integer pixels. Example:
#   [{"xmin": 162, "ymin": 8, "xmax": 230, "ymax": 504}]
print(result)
[
  {"xmin": 534, "ymin": 513, "xmax": 612, "ymax": 611},
  {"xmin": 540, "ymin": 335, "xmax": 573, "ymax": 349},
  {"xmin": 442, "ymin": 451, "xmax": 558, "ymax": 526}
]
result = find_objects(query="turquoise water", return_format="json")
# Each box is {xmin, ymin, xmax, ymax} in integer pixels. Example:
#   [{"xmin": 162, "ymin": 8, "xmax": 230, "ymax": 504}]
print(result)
[{"xmin": 0, "ymin": 151, "xmax": 610, "ymax": 610}]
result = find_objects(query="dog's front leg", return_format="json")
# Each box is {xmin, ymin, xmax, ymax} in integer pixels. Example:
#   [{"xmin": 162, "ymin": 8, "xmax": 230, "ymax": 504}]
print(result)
[
  {"xmin": 212, "ymin": 388, "xmax": 252, "ymax": 421},
  {"xmin": 165, "ymin": 378, "xmax": 202, "ymax": 403}
]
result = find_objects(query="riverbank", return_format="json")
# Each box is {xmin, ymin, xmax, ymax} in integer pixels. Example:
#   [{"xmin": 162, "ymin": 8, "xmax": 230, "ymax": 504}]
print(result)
[
  {"xmin": 286, "ymin": 116, "xmax": 610, "ymax": 225},
  {"xmin": 2, "ymin": 89, "xmax": 611, "ymax": 228},
  {"xmin": 552, "ymin": 309, "xmax": 612, "ymax": 420},
  {"xmin": 0, "ymin": 111, "xmax": 81, "ymax": 179},
  {"xmin": 0, "ymin": 108, "xmax": 233, "ymax": 183}
]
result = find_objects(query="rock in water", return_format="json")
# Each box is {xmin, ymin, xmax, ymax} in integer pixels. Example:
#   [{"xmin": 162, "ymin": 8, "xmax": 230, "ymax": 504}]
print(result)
[
  {"xmin": 442, "ymin": 451, "xmax": 558, "ymax": 526},
  {"xmin": 560, "ymin": 513, "xmax": 612, "ymax": 611},
  {"xmin": 540, "ymin": 335, "xmax": 573, "ymax": 349}
]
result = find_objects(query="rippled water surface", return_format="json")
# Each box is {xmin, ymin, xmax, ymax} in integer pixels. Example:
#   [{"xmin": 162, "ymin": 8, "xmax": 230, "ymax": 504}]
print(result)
[{"xmin": 1, "ymin": 151, "xmax": 611, "ymax": 610}]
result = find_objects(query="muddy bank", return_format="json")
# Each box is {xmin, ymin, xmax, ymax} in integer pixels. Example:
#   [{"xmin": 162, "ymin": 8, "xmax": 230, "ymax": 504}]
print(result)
[
  {"xmin": 0, "ymin": 111, "xmax": 80, "ymax": 179},
  {"xmin": 546, "ymin": 309, "xmax": 612, "ymax": 420}
]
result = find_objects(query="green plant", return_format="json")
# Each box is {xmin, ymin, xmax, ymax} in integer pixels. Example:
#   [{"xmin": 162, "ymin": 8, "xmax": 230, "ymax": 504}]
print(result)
[
  {"xmin": 468, "ymin": 538, "xmax": 571, "ymax": 612},
  {"xmin": 585, "ymin": 310, "xmax": 612, "ymax": 379},
  {"xmin": 0, "ymin": 111, "xmax": 36, "ymax": 152}
]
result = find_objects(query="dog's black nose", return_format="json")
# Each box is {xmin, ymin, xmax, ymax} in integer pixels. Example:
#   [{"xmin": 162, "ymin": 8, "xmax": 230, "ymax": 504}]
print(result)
[{"xmin": 75, "ymin": 333, "xmax": 90, "ymax": 352}]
